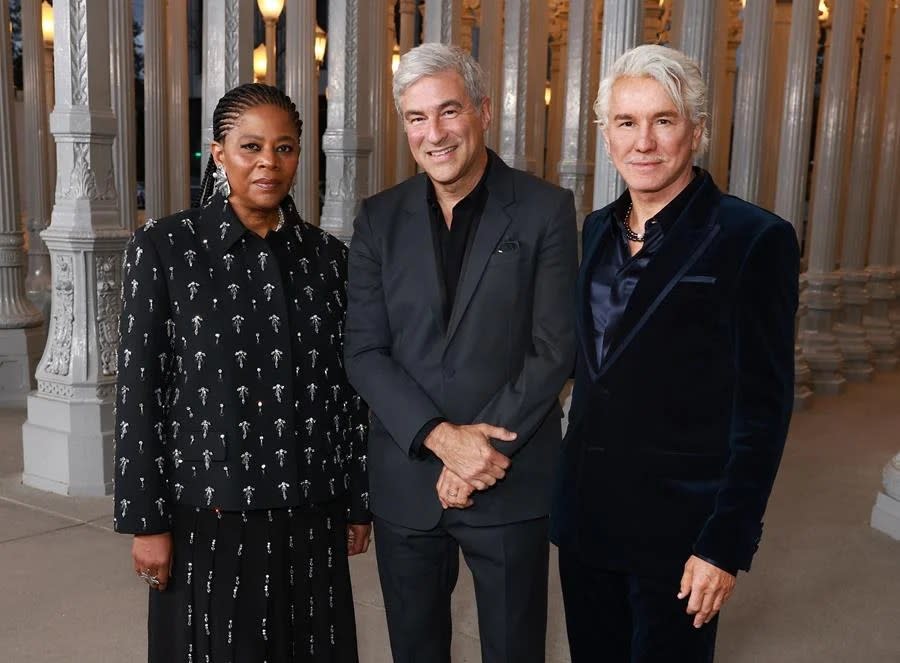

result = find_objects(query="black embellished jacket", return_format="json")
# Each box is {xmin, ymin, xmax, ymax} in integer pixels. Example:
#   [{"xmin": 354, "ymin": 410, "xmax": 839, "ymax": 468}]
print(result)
[{"xmin": 113, "ymin": 193, "xmax": 369, "ymax": 535}]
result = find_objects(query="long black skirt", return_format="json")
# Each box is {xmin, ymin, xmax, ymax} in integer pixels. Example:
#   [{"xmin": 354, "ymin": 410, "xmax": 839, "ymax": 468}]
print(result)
[{"xmin": 148, "ymin": 501, "xmax": 359, "ymax": 663}]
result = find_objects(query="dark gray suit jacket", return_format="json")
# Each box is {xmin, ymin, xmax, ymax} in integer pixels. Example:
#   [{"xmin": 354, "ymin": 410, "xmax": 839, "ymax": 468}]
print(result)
[{"xmin": 344, "ymin": 153, "xmax": 577, "ymax": 530}]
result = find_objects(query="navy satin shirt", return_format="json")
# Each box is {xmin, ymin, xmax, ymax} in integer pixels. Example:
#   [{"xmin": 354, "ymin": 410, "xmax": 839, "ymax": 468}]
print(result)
[{"xmin": 589, "ymin": 170, "xmax": 705, "ymax": 376}]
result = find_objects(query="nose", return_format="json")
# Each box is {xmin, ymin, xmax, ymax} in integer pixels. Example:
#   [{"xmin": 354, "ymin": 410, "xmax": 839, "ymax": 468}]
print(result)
[
  {"xmin": 425, "ymin": 116, "xmax": 448, "ymax": 145},
  {"xmin": 635, "ymin": 124, "xmax": 656, "ymax": 152},
  {"xmin": 258, "ymin": 145, "xmax": 277, "ymax": 168}
]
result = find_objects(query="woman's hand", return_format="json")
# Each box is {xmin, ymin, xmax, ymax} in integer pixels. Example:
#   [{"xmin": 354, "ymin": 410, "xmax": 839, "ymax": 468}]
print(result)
[
  {"xmin": 132, "ymin": 532, "xmax": 173, "ymax": 591},
  {"xmin": 347, "ymin": 523, "xmax": 371, "ymax": 556}
]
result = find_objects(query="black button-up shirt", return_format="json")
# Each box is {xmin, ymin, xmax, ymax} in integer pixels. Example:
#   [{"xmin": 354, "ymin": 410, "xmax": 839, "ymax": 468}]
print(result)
[
  {"xmin": 590, "ymin": 170, "xmax": 704, "ymax": 373},
  {"xmin": 412, "ymin": 154, "xmax": 492, "ymax": 454},
  {"xmin": 427, "ymin": 154, "xmax": 492, "ymax": 325}
]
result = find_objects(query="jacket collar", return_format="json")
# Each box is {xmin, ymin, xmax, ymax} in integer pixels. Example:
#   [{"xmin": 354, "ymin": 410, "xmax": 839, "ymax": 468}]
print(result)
[
  {"xmin": 196, "ymin": 193, "xmax": 301, "ymax": 258},
  {"xmin": 579, "ymin": 170, "xmax": 723, "ymax": 377}
]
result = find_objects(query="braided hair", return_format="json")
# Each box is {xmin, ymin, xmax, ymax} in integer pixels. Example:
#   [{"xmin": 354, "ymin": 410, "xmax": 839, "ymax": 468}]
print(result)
[{"xmin": 196, "ymin": 83, "xmax": 303, "ymax": 207}]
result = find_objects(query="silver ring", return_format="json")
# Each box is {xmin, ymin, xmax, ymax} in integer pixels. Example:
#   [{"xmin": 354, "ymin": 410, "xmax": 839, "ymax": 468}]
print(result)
[
  {"xmin": 139, "ymin": 569, "xmax": 160, "ymax": 588},
  {"xmin": 448, "ymin": 489, "xmax": 458, "ymax": 497}
]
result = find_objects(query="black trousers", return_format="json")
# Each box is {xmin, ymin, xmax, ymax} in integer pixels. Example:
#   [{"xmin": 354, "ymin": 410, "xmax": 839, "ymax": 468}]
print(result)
[
  {"xmin": 373, "ymin": 512, "xmax": 549, "ymax": 663},
  {"xmin": 559, "ymin": 547, "xmax": 718, "ymax": 663}
]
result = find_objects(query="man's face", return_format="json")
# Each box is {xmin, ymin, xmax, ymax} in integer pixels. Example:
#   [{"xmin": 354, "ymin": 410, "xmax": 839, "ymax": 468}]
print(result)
[
  {"xmin": 399, "ymin": 70, "xmax": 490, "ymax": 189},
  {"xmin": 603, "ymin": 76, "xmax": 702, "ymax": 201}
]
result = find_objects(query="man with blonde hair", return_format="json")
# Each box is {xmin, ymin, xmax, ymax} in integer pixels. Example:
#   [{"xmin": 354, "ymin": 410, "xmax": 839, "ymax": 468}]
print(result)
[{"xmin": 551, "ymin": 45, "xmax": 798, "ymax": 661}]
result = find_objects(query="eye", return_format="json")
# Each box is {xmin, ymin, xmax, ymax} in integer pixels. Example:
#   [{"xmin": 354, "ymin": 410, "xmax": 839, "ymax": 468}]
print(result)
[
  {"xmin": 275, "ymin": 144, "xmax": 294, "ymax": 153},
  {"xmin": 619, "ymin": 120, "xmax": 634, "ymax": 128},
  {"xmin": 441, "ymin": 108, "xmax": 459, "ymax": 118},
  {"xmin": 407, "ymin": 116, "xmax": 425, "ymax": 125},
  {"xmin": 657, "ymin": 118, "xmax": 672, "ymax": 125},
  {"xmin": 241, "ymin": 142, "xmax": 260, "ymax": 151}
]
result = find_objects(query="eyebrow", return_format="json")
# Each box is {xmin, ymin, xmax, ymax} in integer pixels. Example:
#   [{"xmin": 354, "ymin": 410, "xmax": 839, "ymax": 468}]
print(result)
[
  {"xmin": 236, "ymin": 133, "xmax": 296, "ymax": 142},
  {"xmin": 612, "ymin": 110, "xmax": 679, "ymax": 121},
  {"xmin": 403, "ymin": 99, "xmax": 464, "ymax": 119}
]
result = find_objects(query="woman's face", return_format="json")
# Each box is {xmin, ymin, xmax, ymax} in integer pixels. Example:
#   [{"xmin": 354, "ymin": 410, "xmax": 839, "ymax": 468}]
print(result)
[{"xmin": 210, "ymin": 104, "xmax": 300, "ymax": 217}]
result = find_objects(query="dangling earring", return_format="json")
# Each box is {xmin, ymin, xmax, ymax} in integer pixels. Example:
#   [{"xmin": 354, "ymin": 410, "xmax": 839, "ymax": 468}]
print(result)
[{"xmin": 213, "ymin": 162, "xmax": 231, "ymax": 199}]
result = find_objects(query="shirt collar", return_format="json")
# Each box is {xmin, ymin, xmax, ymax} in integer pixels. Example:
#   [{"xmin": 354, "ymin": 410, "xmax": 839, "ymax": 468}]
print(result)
[
  {"xmin": 199, "ymin": 192, "xmax": 299, "ymax": 256},
  {"xmin": 426, "ymin": 149, "xmax": 493, "ymax": 212},
  {"xmin": 612, "ymin": 167, "xmax": 707, "ymax": 235}
]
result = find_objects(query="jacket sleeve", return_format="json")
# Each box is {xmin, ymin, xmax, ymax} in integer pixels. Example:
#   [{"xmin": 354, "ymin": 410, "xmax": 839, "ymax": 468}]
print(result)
[
  {"xmin": 343, "ymin": 200, "xmax": 445, "ymax": 456},
  {"xmin": 474, "ymin": 189, "xmax": 578, "ymax": 456},
  {"xmin": 113, "ymin": 227, "xmax": 176, "ymax": 534},
  {"xmin": 692, "ymin": 221, "xmax": 799, "ymax": 571},
  {"xmin": 333, "ymin": 242, "xmax": 371, "ymax": 524}
]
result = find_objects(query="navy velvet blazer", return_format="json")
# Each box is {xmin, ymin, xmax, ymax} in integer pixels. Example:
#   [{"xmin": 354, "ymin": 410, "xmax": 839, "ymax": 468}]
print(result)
[{"xmin": 551, "ymin": 172, "xmax": 799, "ymax": 577}]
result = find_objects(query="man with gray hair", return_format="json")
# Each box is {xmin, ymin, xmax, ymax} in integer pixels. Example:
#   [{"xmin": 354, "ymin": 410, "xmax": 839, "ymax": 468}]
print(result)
[
  {"xmin": 551, "ymin": 45, "xmax": 798, "ymax": 661},
  {"xmin": 345, "ymin": 43, "xmax": 577, "ymax": 662}
]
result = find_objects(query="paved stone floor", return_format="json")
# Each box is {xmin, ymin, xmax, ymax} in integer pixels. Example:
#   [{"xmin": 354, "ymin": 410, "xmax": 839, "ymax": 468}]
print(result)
[{"xmin": 2, "ymin": 372, "xmax": 899, "ymax": 662}]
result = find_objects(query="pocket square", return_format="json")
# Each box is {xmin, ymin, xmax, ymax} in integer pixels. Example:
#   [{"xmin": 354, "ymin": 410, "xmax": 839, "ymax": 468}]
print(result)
[
  {"xmin": 494, "ymin": 240, "xmax": 520, "ymax": 254},
  {"xmin": 679, "ymin": 275, "xmax": 717, "ymax": 284}
]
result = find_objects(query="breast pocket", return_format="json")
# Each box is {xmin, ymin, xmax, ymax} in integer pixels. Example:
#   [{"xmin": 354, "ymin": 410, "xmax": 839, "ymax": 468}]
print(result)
[{"xmin": 486, "ymin": 240, "xmax": 522, "ymax": 268}]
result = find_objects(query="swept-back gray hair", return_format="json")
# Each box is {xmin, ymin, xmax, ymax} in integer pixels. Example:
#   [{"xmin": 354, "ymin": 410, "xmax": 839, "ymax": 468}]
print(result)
[
  {"xmin": 392, "ymin": 42, "xmax": 488, "ymax": 114},
  {"xmin": 594, "ymin": 45, "xmax": 709, "ymax": 156}
]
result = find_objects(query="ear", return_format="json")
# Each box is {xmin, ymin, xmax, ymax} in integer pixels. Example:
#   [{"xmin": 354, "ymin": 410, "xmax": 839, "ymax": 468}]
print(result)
[
  {"xmin": 210, "ymin": 141, "xmax": 225, "ymax": 167},
  {"xmin": 691, "ymin": 120, "xmax": 704, "ymax": 152},
  {"xmin": 480, "ymin": 97, "xmax": 492, "ymax": 131}
]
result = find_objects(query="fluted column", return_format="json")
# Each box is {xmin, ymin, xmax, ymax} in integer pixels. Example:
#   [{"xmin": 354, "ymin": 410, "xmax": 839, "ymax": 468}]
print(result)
[
  {"xmin": 385, "ymin": 0, "xmax": 399, "ymax": 187},
  {"xmin": 21, "ymin": 0, "xmax": 53, "ymax": 316},
  {"xmin": 775, "ymin": 0, "xmax": 819, "ymax": 408},
  {"xmin": 758, "ymin": 2, "xmax": 791, "ymax": 210},
  {"xmin": 167, "ymin": 0, "xmax": 190, "ymax": 211},
  {"xmin": 425, "ymin": 0, "xmax": 462, "ymax": 44},
  {"xmin": 710, "ymin": 0, "xmax": 741, "ymax": 187},
  {"xmin": 866, "ymin": 4, "xmax": 900, "ymax": 369},
  {"xmin": 592, "ymin": 0, "xmax": 643, "ymax": 208},
  {"xmin": 395, "ymin": 0, "xmax": 417, "ymax": 181},
  {"xmin": 320, "ymin": 0, "xmax": 373, "ymax": 243},
  {"xmin": 671, "ymin": 0, "xmax": 718, "ymax": 172},
  {"xmin": 201, "ymin": 0, "xmax": 254, "ymax": 174},
  {"xmin": 499, "ymin": 0, "xmax": 549, "ymax": 174},
  {"xmin": 728, "ymin": 0, "xmax": 773, "ymax": 203},
  {"xmin": 22, "ymin": 0, "xmax": 131, "ymax": 495},
  {"xmin": 109, "ymin": 0, "xmax": 137, "ymax": 230},
  {"xmin": 835, "ymin": 0, "xmax": 891, "ymax": 380},
  {"xmin": 478, "ymin": 0, "xmax": 503, "ymax": 152},
  {"xmin": 774, "ymin": 0, "xmax": 818, "ymax": 234},
  {"xmin": 285, "ymin": 0, "xmax": 320, "ymax": 225},
  {"xmin": 0, "ymin": 0, "xmax": 44, "ymax": 406},
  {"xmin": 545, "ymin": 2, "xmax": 568, "ymax": 184},
  {"xmin": 800, "ymin": 0, "xmax": 857, "ymax": 395},
  {"xmin": 144, "ymin": 0, "xmax": 169, "ymax": 218},
  {"xmin": 558, "ymin": 0, "xmax": 597, "ymax": 227},
  {"xmin": 528, "ymin": 2, "xmax": 549, "ymax": 177},
  {"xmin": 368, "ymin": 0, "xmax": 390, "ymax": 195}
]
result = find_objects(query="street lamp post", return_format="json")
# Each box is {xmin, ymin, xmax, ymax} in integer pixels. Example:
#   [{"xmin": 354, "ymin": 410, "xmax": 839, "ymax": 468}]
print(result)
[{"xmin": 257, "ymin": 0, "xmax": 285, "ymax": 85}]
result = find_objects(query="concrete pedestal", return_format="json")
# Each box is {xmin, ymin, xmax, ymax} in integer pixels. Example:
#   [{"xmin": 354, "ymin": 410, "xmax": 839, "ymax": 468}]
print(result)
[
  {"xmin": 871, "ymin": 452, "xmax": 900, "ymax": 540},
  {"xmin": 0, "ymin": 326, "xmax": 45, "ymax": 406},
  {"xmin": 21, "ymin": 393, "xmax": 115, "ymax": 496}
]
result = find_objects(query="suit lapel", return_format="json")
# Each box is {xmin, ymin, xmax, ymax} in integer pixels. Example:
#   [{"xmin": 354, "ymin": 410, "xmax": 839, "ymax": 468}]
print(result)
[
  {"xmin": 575, "ymin": 211, "xmax": 614, "ymax": 372},
  {"xmin": 598, "ymin": 177, "xmax": 723, "ymax": 377},
  {"xmin": 445, "ymin": 156, "xmax": 514, "ymax": 343},
  {"xmin": 400, "ymin": 176, "xmax": 447, "ymax": 331}
]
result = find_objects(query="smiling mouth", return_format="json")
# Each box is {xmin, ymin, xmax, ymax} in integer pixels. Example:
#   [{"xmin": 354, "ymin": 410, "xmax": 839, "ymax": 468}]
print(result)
[
  {"xmin": 254, "ymin": 179, "xmax": 279, "ymax": 189},
  {"xmin": 427, "ymin": 146, "xmax": 458, "ymax": 158}
]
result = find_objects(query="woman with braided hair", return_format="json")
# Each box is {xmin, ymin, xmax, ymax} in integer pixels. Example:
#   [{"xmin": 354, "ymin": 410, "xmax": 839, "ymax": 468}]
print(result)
[{"xmin": 113, "ymin": 83, "xmax": 370, "ymax": 662}]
